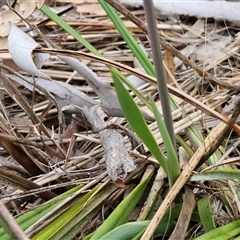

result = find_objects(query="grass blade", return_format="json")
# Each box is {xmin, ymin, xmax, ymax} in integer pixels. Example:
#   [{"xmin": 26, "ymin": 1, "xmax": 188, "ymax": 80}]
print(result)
[
  {"xmin": 111, "ymin": 69, "xmax": 167, "ymax": 172},
  {"xmin": 31, "ymin": 186, "xmax": 99, "ymax": 240},
  {"xmin": 194, "ymin": 220, "xmax": 240, "ymax": 240},
  {"xmin": 48, "ymin": 184, "xmax": 118, "ymax": 240},
  {"xmin": 40, "ymin": 5, "xmax": 100, "ymax": 56},
  {"xmin": 89, "ymin": 166, "xmax": 153, "ymax": 240},
  {"xmin": 197, "ymin": 197, "xmax": 216, "ymax": 232},
  {"xmin": 0, "ymin": 185, "xmax": 83, "ymax": 239},
  {"xmin": 150, "ymin": 97, "xmax": 179, "ymax": 185},
  {"xmin": 190, "ymin": 170, "xmax": 240, "ymax": 181},
  {"xmin": 99, "ymin": 220, "xmax": 175, "ymax": 240}
]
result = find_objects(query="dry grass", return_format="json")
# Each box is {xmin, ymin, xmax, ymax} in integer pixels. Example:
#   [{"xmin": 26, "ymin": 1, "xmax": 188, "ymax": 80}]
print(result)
[{"xmin": 1, "ymin": 0, "xmax": 240, "ymax": 239}]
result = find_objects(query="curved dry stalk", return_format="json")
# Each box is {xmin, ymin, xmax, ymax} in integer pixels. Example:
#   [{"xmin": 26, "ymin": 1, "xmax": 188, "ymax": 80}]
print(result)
[{"xmin": 36, "ymin": 48, "xmax": 240, "ymax": 136}]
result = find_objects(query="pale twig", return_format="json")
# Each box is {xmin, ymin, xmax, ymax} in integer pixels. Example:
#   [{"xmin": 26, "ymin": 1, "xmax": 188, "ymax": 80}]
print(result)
[{"xmin": 0, "ymin": 200, "xmax": 29, "ymax": 240}]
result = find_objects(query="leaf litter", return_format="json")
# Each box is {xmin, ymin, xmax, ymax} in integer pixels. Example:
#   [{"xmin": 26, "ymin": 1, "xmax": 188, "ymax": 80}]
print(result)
[{"xmin": 1, "ymin": 0, "xmax": 240, "ymax": 238}]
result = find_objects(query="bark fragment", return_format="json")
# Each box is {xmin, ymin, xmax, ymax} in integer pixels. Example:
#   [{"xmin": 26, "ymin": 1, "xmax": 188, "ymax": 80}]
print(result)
[{"xmin": 83, "ymin": 105, "xmax": 135, "ymax": 181}]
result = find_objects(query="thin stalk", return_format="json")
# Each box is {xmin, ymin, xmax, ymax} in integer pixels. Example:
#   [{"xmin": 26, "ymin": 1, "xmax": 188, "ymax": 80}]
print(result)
[
  {"xmin": 143, "ymin": 0, "xmax": 176, "ymax": 150},
  {"xmin": 0, "ymin": 200, "xmax": 29, "ymax": 240}
]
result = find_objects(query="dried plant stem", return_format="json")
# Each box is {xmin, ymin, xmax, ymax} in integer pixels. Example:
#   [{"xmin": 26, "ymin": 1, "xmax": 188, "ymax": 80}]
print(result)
[
  {"xmin": 143, "ymin": 0, "xmax": 176, "ymax": 150},
  {"xmin": 0, "ymin": 200, "xmax": 29, "ymax": 240},
  {"xmin": 197, "ymin": 100, "xmax": 240, "ymax": 168},
  {"xmin": 36, "ymin": 47, "xmax": 240, "ymax": 136}
]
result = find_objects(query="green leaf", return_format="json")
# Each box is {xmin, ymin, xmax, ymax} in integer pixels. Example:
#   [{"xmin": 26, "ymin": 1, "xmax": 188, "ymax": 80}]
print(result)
[
  {"xmin": 40, "ymin": 5, "xmax": 100, "ymax": 56},
  {"xmin": 150, "ymin": 97, "xmax": 180, "ymax": 186},
  {"xmin": 194, "ymin": 220, "xmax": 240, "ymax": 240},
  {"xmin": 164, "ymin": 204, "xmax": 200, "ymax": 223},
  {"xmin": 197, "ymin": 197, "xmax": 215, "ymax": 232},
  {"xmin": 190, "ymin": 170, "xmax": 240, "ymax": 181},
  {"xmin": 215, "ymin": 227, "xmax": 240, "ymax": 240},
  {"xmin": 175, "ymin": 134, "xmax": 194, "ymax": 157},
  {"xmin": 113, "ymin": 70, "xmax": 152, "ymax": 110},
  {"xmin": 49, "ymin": 184, "xmax": 118, "ymax": 240},
  {"xmin": 31, "ymin": 185, "xmax": 100, "ymax": 240},
  {"xmin": 98, "ymin": 220, "xmax": 175, "ymax": 240},
  {"xmin": 0, "ymin": 185, "xmax": 84, "ymax": 240},
  {"xmin": 111, "ymin": 69, "xmax": 167, "ymax": 173},
  {"xmin": 89, "ymin": 173, "xmax": 152, "ymax": 240}
]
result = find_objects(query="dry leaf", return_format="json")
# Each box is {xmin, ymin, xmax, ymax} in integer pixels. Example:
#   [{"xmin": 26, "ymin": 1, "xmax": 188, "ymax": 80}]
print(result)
[
  {"xmin": 0, "ymin": 0, "xmax": 44, "ymax": 38},
  {"xmin": 169, "ymin": 186, "xmax": 195, "ymax": 240},
  {"xmin": 0, "ymin": 38, "xmax": 8, "ymax": 56},
  {"xmin": 77, "ymin": 3, "xmax": 106, "ymax": 15},
  {"xmin": 8, "ymin": 25, "xmax": 50, "ymax": 78},
  {"xmin": 7, "ymin": 74, "xmax": 98, "ymax": 109},
  {"xmin": 194, "ymin": 36, "xmax": 232, "ymax": 64},
  {"xmin": 174, "ymin": 19, "xmax": 204, "ymax": 68},
  {"xmin": 8, "ymin": 25, "xmax": 154, "ymax": 120},
  {"xmin": 164, "ymin": 49, "xmax": 175, "ymax": 85},
  {"xmin": 83, "ymin": 105, "xmax": 135, "ymax": 181}
]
